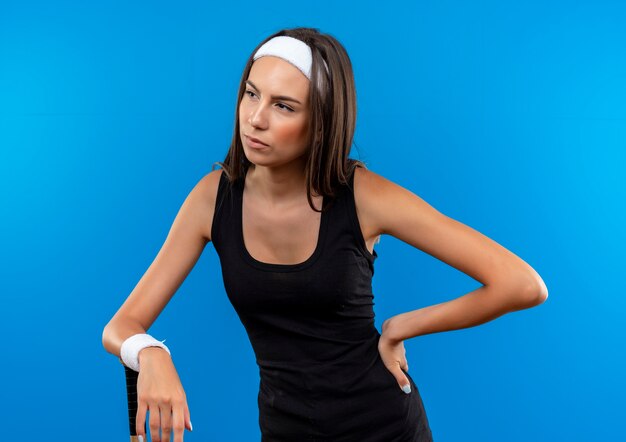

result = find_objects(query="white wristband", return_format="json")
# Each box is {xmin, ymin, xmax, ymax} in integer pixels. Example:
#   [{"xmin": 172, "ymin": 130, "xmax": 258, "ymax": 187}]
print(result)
[{"xmin": 120, "ymin": 333, "xmax": 171, "ymax": 372}]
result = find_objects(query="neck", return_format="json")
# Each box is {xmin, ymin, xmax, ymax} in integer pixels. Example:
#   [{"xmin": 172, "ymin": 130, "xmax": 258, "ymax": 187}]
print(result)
[{"xmin": 245, "ymin": 159, "xmax": 315, "ymax": 207}]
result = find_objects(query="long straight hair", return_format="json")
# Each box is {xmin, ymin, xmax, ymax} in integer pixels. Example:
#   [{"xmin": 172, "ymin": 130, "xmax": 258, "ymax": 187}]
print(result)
[{"xmin": 213, "ymin": 27, "xmax": 367, "ymax": 212}]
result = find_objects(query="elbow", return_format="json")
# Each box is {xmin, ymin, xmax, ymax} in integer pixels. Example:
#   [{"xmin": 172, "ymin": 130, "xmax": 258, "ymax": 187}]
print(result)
[
  {"xmin": 535, "ymin": 285, "xmax": 549, "ymax": 305},
  {"xmin": 102, "ymin": 322, "xmax": 114, "ymax": 354},
  {"xmin": 102, "ymin": 319, "xmax": 122, "ymax": 355},
  {"xmin": 520, "ymin": 278, "xmax": 549, "ymax": 308},
  {"xmin": 494, "ymin": 276, "xmax": 548, "ymax": 311},
  {"xmin": 525, "ymin": 288, "xmax": 548, "ymax": 308},
  {"xmin": 101, "ymin": 316, "xmax": 147, "ymax": 357}
]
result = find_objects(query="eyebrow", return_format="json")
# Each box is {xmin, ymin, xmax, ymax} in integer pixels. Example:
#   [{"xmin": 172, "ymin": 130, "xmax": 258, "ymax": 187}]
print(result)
[{"xmin": 245, "ymin": 80, "xmax": 303, "ymax": 105}]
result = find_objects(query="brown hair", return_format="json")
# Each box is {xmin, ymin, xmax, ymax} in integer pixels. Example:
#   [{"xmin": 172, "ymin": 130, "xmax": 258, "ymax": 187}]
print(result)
[{"xmin": 213, "ymin": 26, "xmax": 368, "ymax": 212}]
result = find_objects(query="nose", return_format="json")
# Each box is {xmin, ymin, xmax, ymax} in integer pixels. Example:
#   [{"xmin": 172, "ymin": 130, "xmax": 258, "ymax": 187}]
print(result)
[{"xmin": 248, "ymin": 103, "xmax": 268, "ymax": 129}]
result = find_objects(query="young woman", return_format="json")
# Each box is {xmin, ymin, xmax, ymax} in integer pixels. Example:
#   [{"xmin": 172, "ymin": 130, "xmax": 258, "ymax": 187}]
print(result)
[{"xmin": 102, "ymin": 27, "xmax": 548, "ymax": 442}]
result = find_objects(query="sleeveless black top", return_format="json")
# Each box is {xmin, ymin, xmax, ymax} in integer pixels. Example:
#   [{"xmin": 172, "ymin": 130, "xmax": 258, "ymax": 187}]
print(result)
[{"xmin": 211, "ymin": 167, "xmax": 432, "ymax": 441}]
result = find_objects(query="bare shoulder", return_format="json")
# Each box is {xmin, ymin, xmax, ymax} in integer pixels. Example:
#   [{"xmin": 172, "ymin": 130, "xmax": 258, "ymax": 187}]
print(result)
[
  {"xmin": 193, "ymin": 168, "xmax": 224, "ymax": 242},
  {"xmin": 351, "ymin": 166, "xmax": 416, "ymax": 252},
  {"xmin": 352, "ymin": 166, "xmax": 438, "ymax": 238}
]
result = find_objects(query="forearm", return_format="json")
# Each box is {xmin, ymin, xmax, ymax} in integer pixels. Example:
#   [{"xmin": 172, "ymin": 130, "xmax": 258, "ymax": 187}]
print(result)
[{"xmin": 384, "ymin": 283, "xmax": 543, "ymax": 342}]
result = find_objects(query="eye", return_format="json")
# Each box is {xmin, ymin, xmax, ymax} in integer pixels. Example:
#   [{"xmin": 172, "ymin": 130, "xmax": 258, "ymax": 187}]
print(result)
[
  {"xmin": 244, "ymin": 89, "xmax": 294, "ymax": 112},
  {"xmin": 276, "ymin": 103, "xmax": 294, "ymax": 112}
]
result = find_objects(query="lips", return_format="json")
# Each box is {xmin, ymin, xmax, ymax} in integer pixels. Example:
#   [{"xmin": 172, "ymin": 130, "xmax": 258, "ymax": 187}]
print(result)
[{"xmin": 245, "ymin": 134, "xmax": 268, "ymax": 146}]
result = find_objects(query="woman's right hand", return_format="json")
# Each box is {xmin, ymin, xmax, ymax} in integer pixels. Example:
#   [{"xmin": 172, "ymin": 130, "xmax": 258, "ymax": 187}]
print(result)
[{"xmin": 136, "ymin": 347, "xmax": 193, "ymax": 442}]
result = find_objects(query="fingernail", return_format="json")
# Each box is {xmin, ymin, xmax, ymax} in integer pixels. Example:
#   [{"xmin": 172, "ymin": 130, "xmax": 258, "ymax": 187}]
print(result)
[
  {"xmin": 402, "ymin": 384, "xmax": 411, "ymax": 394},
  {"xmin": 190, "ymin": 419, "xmax": 194, "ymax": 431}
]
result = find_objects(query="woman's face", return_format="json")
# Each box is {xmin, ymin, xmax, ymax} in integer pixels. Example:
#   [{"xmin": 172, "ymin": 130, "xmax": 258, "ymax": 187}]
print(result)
[{"xmin": 239, "ymin": 56, "xmax": 310, "ymax": 166}]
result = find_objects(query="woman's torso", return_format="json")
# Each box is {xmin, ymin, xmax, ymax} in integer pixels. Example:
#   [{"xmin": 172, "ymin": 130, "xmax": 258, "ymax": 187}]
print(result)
[{"xmin": 209, "ymin": 166, "xmax": 432, "ymax": 441}]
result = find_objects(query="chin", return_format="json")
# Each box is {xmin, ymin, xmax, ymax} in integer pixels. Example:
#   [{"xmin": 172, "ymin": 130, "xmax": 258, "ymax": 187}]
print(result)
[{"xmin": 242, "ymin": 151, "xmax": 267, "ymax": 167}]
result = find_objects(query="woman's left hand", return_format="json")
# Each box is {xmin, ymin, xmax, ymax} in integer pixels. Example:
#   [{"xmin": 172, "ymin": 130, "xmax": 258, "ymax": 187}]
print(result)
[{"xmin": 379, "ymin": 318, "xmax": 412, "ymax": 394}]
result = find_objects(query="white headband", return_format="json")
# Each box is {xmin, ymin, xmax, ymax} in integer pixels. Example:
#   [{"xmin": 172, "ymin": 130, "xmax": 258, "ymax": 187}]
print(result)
[{"xmin": 253, "ymin": 35, "xmax": 329, "ymax": 83}]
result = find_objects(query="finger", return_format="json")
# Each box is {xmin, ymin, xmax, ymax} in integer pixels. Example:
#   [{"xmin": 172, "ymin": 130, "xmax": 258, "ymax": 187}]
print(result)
[
  {"xmin": 172, "ymin": 401, "xmax": 186, "ymax": 442},
  {"xmin": 393, "ymin": 366, "xmax": 411, "ymax": 394},
  {"xmin": 399, "ymin": 375, "xmax": 411, "ymax": 394},
  {"xmin": 136, "ymin": 401, "xmax": 148, "ymax": 441},
  {"xmin": 185, "ymin": 401, "xmax": 193, "ymax": 432},
  {"xmin": 160, "ymin": 402, "xmax": 173, "ymax": 442},
  {"xmin": 149, "ymin": 402, "xmax": 162, "ymax": 442}
]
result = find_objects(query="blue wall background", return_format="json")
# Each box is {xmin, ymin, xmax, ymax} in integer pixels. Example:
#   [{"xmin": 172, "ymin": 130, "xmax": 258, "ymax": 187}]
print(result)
[{"xmin": 1, "ymin": 1, "xmax": 624, "ymax": 440}]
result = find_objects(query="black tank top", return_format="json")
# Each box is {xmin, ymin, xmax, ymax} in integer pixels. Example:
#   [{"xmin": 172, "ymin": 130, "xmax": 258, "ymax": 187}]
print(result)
[{"xmin": 210, "ymin": 167, "xmax": 432, "ymax": 441}]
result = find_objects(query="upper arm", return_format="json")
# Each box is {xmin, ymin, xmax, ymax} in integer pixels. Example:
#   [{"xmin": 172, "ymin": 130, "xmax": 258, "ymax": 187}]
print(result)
[
  {"xmin": 354, "ymin": 167, "xmax": 546, "ymax": 295},
  {"xmin": 108, "ymin": 169, "xmax": 222, "ymax": 331}
]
